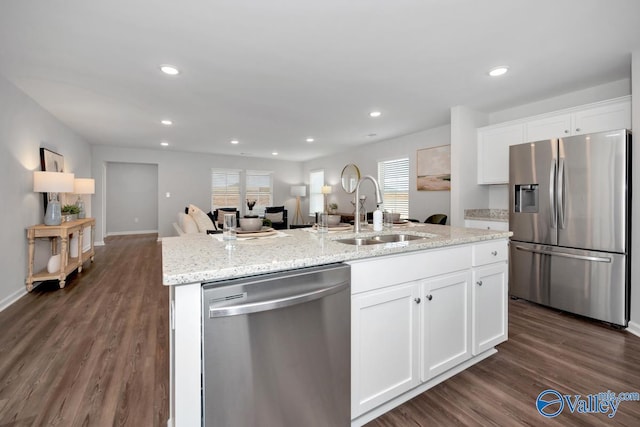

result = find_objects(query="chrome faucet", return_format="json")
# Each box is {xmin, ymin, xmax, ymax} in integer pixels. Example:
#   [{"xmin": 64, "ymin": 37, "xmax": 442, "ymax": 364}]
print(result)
[{"xmin": 354, "ymin": 175, "xmax": 384, "ymax": 233}]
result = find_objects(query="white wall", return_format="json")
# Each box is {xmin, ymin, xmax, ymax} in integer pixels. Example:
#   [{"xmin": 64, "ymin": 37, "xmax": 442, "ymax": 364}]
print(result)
[
  {"xmin": 450, "ymin": 106, "xmax": 490, "ymax": 226},
  {"xmin": 106, "ymin": 162, "xmax": 158, "ymax": 235},
  {"xmin": 91, "ymin": 146, "xmax": 303, "ymax": 243},
  {"xmin": 302, "ymin": 125, "xmax": 451, "ymax": 223},
  {"xmin": 629, "ymin": 51, "xmax": 640, "ymax": 336},
  {"xmin": 0, "ymin": 75, "xmax": 91, "ymax": 310}
]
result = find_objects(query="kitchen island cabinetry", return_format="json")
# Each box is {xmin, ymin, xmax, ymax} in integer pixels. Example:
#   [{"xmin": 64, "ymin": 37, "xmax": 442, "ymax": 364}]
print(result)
[
  {"xmin": 349, "ymin": 240, "xmax": 507, "ymax": 425},
  {"xmin": 163, "ymin": 225, "xmax": 511, "ymax": 427}
]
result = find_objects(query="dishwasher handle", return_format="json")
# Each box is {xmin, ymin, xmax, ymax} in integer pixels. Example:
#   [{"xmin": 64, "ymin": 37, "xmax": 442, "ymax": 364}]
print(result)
[{"xmin": 209, "ymin": 280, "xmax": 349, "ymax": 318}]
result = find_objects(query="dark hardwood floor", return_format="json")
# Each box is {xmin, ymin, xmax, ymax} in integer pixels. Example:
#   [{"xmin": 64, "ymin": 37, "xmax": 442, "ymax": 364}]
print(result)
[
  {"xmin": 0, "ymin": 235, "xmax": 168, "ymax": 427},
  {"xmin": 1, "ymin": 235, "xmax": 639, "ymax": 426}
]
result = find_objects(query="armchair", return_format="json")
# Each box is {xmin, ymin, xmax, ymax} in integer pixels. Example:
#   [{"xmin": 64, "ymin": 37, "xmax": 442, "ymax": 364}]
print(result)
[{"xmin": 264, "ymin": 206, "xmax": 288, "ymax": 230}]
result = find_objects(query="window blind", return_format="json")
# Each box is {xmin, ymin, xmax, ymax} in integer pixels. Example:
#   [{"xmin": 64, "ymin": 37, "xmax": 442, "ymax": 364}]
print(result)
[
  {"xmin": 378, "ymin": 158, "xmax": 409, "ymax": 218},
  {"xmin": 211, "ymin": 169, "xmax": 241, "ymax": 211},
  {"xmin": 245, "ymin": 170, "xmax": 273, "ymax": 216}
]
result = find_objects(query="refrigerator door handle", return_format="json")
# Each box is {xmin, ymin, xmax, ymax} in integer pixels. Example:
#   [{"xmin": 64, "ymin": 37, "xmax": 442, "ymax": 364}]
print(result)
[
  {"xmin": 557, "ymin": 158, "xmax": 565, "ymax": 229},
  {"xmin": 549, "ymin": 160, "xmax": 557, "ymax": 229},
  {"xmin": 514, "ymin": 245, "xmax": 612, "ymax": 263}
]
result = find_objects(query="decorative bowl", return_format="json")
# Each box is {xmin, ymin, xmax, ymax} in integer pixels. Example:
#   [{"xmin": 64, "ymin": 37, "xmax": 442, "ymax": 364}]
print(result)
[
  {"xmin": 327, "ymin": 214, "xmax": 341, "ymax": 226},
  {"xmin": 239, "ymin": 217, "xmax": 263, "ymax": 231}
]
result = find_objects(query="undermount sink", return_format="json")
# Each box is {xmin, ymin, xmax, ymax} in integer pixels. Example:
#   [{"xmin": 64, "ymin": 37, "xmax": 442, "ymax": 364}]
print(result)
[{"xmin": 336, "ymin": 234, "xmax": 429, "ymax": 246}]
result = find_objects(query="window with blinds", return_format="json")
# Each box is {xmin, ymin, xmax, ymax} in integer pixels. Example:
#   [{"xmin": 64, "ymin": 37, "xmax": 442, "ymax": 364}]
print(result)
[
  {"xmin": 309, "ymin": 169, "xmax": 325, "ymax": 216},
  {"xmin": 245, "ymin": 170, "xmax": 273, "ymax": 216},
  {"xmin": 211, "ymin": 169, "xmax": 241, "ymax": 211},
  {"xmin": 378, "ymin": 158, "xmax": 409, "ymax": 218}
]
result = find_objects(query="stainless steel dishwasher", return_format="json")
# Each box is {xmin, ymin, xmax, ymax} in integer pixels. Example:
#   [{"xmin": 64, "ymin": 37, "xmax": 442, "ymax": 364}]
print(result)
[{"xmin": 202, "ymin": 263, "xmax": 351, "ymax": 426}]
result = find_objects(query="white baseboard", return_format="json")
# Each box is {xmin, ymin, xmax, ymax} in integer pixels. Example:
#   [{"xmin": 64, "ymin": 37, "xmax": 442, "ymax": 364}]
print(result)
[
  {"xmin": 0, "ymin": 287, "xmax": 27, "ymax": 312},
  {"xmin": 95, "ymin": 241, "xmax": 105, "ymax": 246},
  {"xmin": 627, "ymin": 321, "xmax": 640, "ymax": 338},
  {"xmin": 105, "ymin": 230, "xmax": 158, "ymax": 237}
]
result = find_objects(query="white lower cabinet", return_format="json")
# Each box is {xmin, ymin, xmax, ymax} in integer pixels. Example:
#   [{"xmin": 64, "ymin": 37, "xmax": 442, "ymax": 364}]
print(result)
[
  {"xmin": 349, "ymin": 240, "xmax": 508, "ymax": 422},
  {"xmin": 472, "ymin": 262, "xmax": 508, "ymax": 355},
  {"xmin": 421, "ymin": 271, "xmax": 472, "ymax": 381},
  {"xmin": 351, "ymin": 282, "xmax": 420, "ymax": 416}
]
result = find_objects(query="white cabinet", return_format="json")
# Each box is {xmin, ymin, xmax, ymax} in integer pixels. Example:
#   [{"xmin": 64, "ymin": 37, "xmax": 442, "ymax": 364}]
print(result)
[
  {"xmin": 471, "ymin": 241, "xmax": 508, "ymax": 355},
  {"xmin": 351, "ymin": 282, "xmax": 420, "ymax": 416},
  {"xmin": 464, "ymin": 219, "xmax": 509, "ymax": 231},
  {"xmin": 526, "ymin": 113, "xmax": 572, "ymax": 142},
  {"xmin": 349, "ymin": 240, "xmax": 508, "ymax": 422},
  {"xmin": 477, "ymin": 123, "xmax": 525, "ymax": 184},
  {"xmin": 477, "ymin": 96, "xmax": 631, "ymax": 184},
  {"xmin": 573, "ymin": 100, "xmax": 631, "ymax": 135},
  {"xmin": 421, "ymin": 271, "xmax": 471, "ymax": 381}
]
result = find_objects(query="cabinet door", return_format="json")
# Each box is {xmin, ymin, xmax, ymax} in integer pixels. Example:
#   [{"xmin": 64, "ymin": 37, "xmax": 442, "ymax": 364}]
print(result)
[
  {"xmin": 477, "ymin": 123, "xmax": 525, "ymax": 184},
  {"xmin": 472, "ymin": 263, "xmax": 508, "ymax": 355},
  {"xmin": 421, "ymin": 271, "xmax": 472, "ymax": 381},
  {"xmin": 526, "ymin": 113, "xmax": 572, "ymax": 142},
  {"xmin": 351, "ymin": 283, "xmax": 420, "ymax": 417},
  {"xmin": 573, "ymin": 100, "xmax": 631, "ymax": 135}
]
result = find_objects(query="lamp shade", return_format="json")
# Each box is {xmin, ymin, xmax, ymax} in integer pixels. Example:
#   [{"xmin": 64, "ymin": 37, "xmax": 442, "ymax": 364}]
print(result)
[
  {"xmin": 290, "ymin": 185, "xmax": 306, "ymax": 197},
  {"xmin": 74, "ymin": 178, "xmax": 95, "ymax": 194},
  {"xmin": 321, "ymin": 185, "xmax": 332, "ymax": 195},
  {"xmin": 33, "ymin": 171, "xmax": 75, "ymax": 193}
]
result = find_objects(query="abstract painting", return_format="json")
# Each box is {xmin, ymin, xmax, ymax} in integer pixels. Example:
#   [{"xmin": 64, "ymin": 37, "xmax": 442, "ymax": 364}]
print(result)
[{"xmin": 417, "ymin": 145, "xmax": 451, "ymax": 191}]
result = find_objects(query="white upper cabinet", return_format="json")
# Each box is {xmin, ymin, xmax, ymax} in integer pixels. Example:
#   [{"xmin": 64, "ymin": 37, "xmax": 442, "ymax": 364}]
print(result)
[
  {"xmin": 478, "ymin": 96, "xmax": 631, "ymax": 184},
  {"xmin": 526, "ymin": 113, "xmax": 572, "ymax": 142},
  {"xmin": 477, "ymin": 123, "xmax": 525, "ymax": 184},
  {"xmin": 572, "ymin": 100, "xmax": 631, "ymax": 135}
]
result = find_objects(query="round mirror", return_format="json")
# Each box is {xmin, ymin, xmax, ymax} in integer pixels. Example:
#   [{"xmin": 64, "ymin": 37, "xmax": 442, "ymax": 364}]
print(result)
[{"xmin": 341, "ymin": 163, "xmax": 361, "ymax": 194}]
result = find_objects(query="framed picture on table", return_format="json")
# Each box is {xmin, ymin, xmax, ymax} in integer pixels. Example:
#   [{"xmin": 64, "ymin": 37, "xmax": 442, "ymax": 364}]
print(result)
[{"xmin": 39, "ymin": 147, "xmax": 65, "ymax": 210}]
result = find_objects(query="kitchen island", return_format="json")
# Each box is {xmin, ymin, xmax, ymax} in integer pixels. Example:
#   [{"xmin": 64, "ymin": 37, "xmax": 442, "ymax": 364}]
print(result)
[{"xmin": 163, "ymin": 224, "xmax": 511, "ymax": 426}]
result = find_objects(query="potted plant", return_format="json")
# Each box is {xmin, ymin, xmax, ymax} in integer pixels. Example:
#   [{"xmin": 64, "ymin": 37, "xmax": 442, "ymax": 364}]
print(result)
[
  {"xmin": 328, "ymin": 203, "xmax": 338, "ymax": 214},
  {"xmin": 61, "ymin": 204, "xmax": 80, "ymax": 222}
]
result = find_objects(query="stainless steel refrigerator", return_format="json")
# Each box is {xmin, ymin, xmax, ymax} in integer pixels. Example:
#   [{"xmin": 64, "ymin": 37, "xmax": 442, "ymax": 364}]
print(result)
[{"xmin": 509, "ymin": 129, "xmax": 631, "ymax": 326}]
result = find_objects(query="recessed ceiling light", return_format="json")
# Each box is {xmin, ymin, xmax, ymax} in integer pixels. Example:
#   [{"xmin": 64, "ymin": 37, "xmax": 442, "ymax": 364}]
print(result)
[
  {"xmin": 306, "ymin": 137, "xmax": 314, "ymax": 143},
  {"xmin": 369, "ymin": 111, "xmax": 382, "ymax": 118},
  {"xmin": 160, "ymin": 141, "xmax": 169, "ymax": 146},
  {"xmin": 161, "ymin": 119, "xmax": 173, "ymax": 126},
  {"xmin": 488, "ymin": 66, "xmax": 509, "ymax": 77},
  {"xmin": 272, "ymin": 151, "xmax": 279, "ymax": 156},
  {"xmin": 160, "ymin": 65, "xmax": 180, "ymax": 75},
  {"xmin": 230, "ymin": 140, "xmax": 239, "ymax": 145}
]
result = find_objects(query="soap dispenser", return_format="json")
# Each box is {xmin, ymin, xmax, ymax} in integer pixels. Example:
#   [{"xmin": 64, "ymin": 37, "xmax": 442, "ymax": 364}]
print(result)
[{"xmin": 373, "ymin": 204, "xmax": 383, "ymax": 231}]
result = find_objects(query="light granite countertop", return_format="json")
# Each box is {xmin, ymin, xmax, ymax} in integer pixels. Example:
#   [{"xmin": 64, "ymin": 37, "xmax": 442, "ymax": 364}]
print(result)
[
  {"xmin": 162, "ymin": 224, "xmax": 512, "ymax": 286},
  {"xmin": 464, "ymin": 209, "xmax": 509, "ymax": 222}
]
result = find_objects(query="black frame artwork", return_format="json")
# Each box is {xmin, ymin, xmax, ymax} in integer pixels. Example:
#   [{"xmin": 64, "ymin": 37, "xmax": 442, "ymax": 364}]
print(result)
[{"xmin": 39, "ymin": 148, "xmax": 65, "ymax": 211}]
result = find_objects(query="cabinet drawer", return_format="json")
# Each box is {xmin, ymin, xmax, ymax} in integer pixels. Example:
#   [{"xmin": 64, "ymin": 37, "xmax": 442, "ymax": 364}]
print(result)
[
  {"xmin": 349, "ymin": 246, "xmax": 472, "ymax": 294},
  {"xmin": 472, "ymin": 240, "xmax": 508, "ymax": 266}
]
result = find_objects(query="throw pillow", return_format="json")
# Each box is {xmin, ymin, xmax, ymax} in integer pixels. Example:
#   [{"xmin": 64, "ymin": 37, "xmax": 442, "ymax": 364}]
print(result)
[
  {"xmin": 189, "ymin": 204, "xmax": 215, "ymax": 232},
  {"xmin": 265, "ymin": 212, "xmax": 283, "ymax": 223},
  {"xmin": 178, "ymin": 212, "xmax": 199, "ymax": 234}
]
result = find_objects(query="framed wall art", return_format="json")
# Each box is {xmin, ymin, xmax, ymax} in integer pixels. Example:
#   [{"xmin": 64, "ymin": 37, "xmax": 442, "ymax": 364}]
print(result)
[
  {"xmin": 39, "ymin": 148, "xmax": 65, "ymax": 210},
  {"xmin": 417, "ymin": 145, "xmax": 451, "ymax": 191}
]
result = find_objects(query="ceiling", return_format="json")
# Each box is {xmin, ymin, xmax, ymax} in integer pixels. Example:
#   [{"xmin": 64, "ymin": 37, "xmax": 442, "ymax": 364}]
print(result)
[{"xmin": 1, "ymin": 0, "xmax": 639, "ymax": 161}]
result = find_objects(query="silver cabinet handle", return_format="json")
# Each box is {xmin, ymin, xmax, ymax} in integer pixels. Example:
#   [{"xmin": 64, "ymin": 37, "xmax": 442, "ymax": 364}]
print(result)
[
  {"xmin": 415, "ymin": 297, "xmax": 421, "ymax": 304},
  {"xmin": 426, "ymin": 295, "xmax": 433, "ymax": 301},
  {"xmin": 564, "ymin": 129, "xmax": 569, "ymax": 134},
  {"xmin": 576, "ymin": 128, "xmax": 581, "ymax": 132},
  {"xmin": 491, "ymin": 250, "xmax": 497, "ymax": 256},
  {"xmin": 477, "ymin": 281, "xmax": 483, "ymax": 286}
]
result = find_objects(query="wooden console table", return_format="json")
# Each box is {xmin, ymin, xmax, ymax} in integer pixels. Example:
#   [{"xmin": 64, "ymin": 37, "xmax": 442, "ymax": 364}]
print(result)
[{"xmin": 26, "ymin": 218, "xmax": 95, "ymax": 291}]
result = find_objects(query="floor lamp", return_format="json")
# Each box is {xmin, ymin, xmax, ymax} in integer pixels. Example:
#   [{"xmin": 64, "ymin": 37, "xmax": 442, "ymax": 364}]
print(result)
[{"xmin": 290, "ymin": 185, "xmax": 306, "ymax": 225}]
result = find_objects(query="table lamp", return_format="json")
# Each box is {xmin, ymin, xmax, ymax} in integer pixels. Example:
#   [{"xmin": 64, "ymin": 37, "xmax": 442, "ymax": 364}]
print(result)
[
  {"xmin": 33, "ymin": 171, "xmax": 75, "ymax": 225},
  {"xmin": 74, "ymin": 178, "xmax": 95, "ymax": 219},
  {"xmin": 321, "ymin": 185, "xmax": 332, "ymax": 213},
  {"xmin": 290, "ymin": 185, "xmax": 306, "ymax": 225}
]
